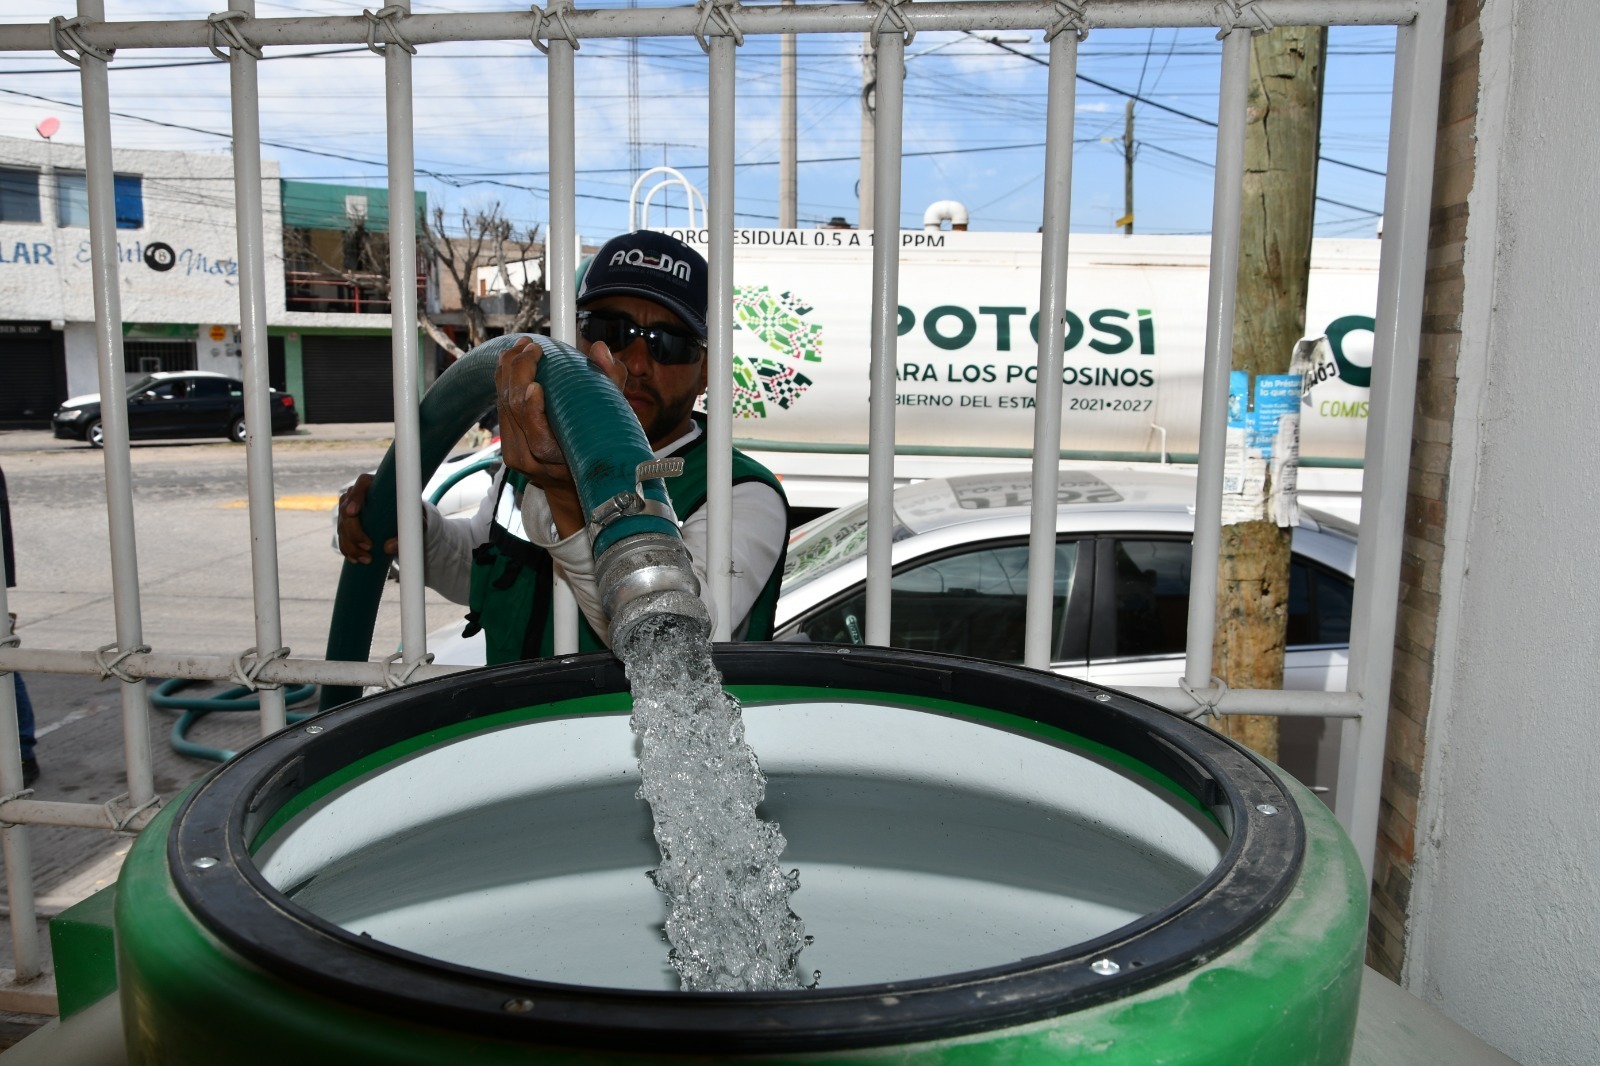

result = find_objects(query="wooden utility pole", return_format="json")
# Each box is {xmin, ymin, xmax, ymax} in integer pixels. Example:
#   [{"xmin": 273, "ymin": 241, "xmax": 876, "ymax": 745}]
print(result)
[
  {"xmin": 1123, "ymin": 99, "xmax": 1135, "ymax": 234},
  {"xmin": 1214, "ymin": 25, "xmax": 1326, "ymax": 761}
]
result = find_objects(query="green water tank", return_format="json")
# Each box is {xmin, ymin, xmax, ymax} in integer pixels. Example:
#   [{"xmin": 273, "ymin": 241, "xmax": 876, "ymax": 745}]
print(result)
[{"xmin": 114, "ymin": 646, "xmax": 1366, "ymax": 1064}]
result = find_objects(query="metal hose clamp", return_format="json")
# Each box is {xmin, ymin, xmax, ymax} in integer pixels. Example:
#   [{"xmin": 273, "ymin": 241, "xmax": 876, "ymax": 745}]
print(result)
[
  {"xmin": 1044, "ymin": 0, "xmax": 1089, "ymax": 43},
  {"xmin": 364, "ymin": 5, "xmax": 417, "ymax": 56},
  {"xmin": 208, "ymin": 10, "xmax": 263, "ymax": 61},
  {"xmin": 694, "ymin": 0, "xmax": 745, "ymax": 53},
  {"xmin": 530, "ymin": 0, "xmax": 580, "ymax": 53},
  {"xmin": 586, "ymin": 457, "xmax": 685, "ymax": 540},
  {"xmin": 50, "ymin": 15, "xmax": 114, "ymax": 66},
  {"xmin": 868, "ymin": 0, "xmax": 915, "ymax": 46}
]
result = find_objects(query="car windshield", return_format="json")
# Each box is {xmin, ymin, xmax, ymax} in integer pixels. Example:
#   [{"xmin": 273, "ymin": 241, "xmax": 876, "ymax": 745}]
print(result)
[
  {"xmin": 782, "ymin": 500, "xmax": 914, "ymax": 593},
  {"xmin": 123, "ymin": 376, "xmax": 158, "ymax": 398}
]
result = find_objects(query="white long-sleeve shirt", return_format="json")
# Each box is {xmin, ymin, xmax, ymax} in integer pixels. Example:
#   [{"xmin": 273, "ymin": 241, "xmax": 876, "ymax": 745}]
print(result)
[{"xmin": 419, "ymin": 421, "xmax": 787, "ymax": 646}]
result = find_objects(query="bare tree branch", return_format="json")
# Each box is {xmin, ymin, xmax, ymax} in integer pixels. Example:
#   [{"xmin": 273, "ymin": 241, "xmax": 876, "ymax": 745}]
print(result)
[{"xmin": 419, "ymin": 311, "xmax": 467, "ymax": 360}]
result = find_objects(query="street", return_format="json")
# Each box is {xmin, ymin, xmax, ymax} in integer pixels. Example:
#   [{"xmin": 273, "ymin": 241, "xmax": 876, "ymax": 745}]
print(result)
[{"xmin": 0, "ymin": 428, "xmax": 463, "ymax": 1033}]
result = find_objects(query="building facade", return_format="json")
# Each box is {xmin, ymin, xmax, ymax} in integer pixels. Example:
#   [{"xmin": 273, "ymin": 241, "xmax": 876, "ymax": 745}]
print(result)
[{"xmin": 0, "ymin": 136, "xmax": 424, "ymax": 427}]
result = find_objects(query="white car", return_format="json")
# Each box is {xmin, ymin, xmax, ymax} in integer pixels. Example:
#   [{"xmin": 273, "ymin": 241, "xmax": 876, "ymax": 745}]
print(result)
[
  {"xmin": 426, "ymin": 467, "xmax": 1352, "ymax": 796},
  {"xmin": 430, "ymin": 464, "xmax": 1354, "ymax": 690},
  {"xmin": 770, "ymin": 467, "xmax": 1355, "ymax": 803},
  {"xmin": 775, "ymin": 468, "xmax": 1355, "ymax": 690}
]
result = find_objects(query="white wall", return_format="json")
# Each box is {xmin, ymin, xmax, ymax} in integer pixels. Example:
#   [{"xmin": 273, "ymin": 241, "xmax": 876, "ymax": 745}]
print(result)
[
  {"xmin": 1406, "ymin": 1, "xmax": 1600, "ymax": 1062},
  {"xmin": 0, "ymin": 137, "xmax": 284, "ymax": 326}
]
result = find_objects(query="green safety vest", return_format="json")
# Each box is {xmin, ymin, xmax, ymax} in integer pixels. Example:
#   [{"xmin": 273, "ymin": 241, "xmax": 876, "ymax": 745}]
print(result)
[{"xmin": 463, "ymin": 425, "xmax": 788, "ymax": 664}]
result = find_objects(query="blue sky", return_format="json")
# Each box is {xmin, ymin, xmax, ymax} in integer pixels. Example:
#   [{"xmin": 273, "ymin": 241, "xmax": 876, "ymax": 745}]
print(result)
[{"xmin": 0, "ymin": 1, "xmax": 1395, "ymax": 243}]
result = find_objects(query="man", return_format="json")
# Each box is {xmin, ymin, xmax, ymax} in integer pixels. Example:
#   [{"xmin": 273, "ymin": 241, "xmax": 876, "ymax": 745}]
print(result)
[
  {"xmin": 0, "ymin": 466, "xmax": 38, "ymax": 786},
  {"xmin": 338, "ymin": 230, "xmax": 789, "ymax": 662}
]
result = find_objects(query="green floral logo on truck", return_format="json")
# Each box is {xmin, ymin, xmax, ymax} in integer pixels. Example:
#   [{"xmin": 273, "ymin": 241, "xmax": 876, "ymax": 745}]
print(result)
[{"xmin": 731, "ymin": 285, "xmax": 820, "ymax": 418}]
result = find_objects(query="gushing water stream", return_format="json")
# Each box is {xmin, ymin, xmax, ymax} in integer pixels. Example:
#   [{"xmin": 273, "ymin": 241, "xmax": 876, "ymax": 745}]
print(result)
[{"xmin": 617, "ymin": 616, "xmax": 813, "ymax": 992}]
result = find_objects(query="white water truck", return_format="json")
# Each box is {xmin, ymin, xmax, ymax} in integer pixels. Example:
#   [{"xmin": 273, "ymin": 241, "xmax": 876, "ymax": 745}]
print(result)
[{"xmin": 655, "ymin": 215, "xmax": 1378, "ymax": 524}]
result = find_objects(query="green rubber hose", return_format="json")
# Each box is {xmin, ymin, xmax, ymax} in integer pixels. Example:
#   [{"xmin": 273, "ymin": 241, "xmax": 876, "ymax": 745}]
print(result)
[
  {"xmin": 320, "ymin": 334, "xmax": 683, "ymax": 709},
  {"xmin": 321, "ymin": 338, "xmax": 507, "ymax": 709},
  {"xmin": 532, "ymin": 338, "xmax": 677, "ymax": 555}
]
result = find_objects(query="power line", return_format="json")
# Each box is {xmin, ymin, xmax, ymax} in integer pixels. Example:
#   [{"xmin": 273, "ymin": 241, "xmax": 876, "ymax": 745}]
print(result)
[
  {"xmin": 0, "ymin": 86, "xmax": 1096, "ymax": 183},
  {"xmin": 961, "ymin": 31, "xmax": 1388, "ymax": 179},
  {"xmin": 1136, "ymin": 141, "xmax": 1381, "ymax": 217}
]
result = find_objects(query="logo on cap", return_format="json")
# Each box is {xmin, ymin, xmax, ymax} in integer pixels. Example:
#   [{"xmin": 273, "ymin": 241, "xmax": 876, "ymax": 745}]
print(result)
[{"xmin": 608, "ymin": 246, "xmax": 693, "ymax": 283}]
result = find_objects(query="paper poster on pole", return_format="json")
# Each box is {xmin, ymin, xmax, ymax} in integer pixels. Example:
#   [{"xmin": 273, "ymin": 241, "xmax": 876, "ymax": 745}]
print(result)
[{"xmin": 1221, "ymin": 368, "xmax": 1304, "ymax": 526}]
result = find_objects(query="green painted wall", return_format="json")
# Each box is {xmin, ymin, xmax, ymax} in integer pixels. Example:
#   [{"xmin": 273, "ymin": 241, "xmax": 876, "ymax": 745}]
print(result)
[{"xmin": 280, "ymin": 181, "xmax": 428, "ymax": 232}]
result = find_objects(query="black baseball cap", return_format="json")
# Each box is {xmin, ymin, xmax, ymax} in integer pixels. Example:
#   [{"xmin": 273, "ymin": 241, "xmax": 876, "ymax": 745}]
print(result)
[{"xmin": 576, "ymin": 230, "xmax": 709, "ymax": 339}]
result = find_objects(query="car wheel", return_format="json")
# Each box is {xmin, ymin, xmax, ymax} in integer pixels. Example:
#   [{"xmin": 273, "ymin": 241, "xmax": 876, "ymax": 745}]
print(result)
[
  {"xmin": 86, "ymin": 419, "xmax": 104, "ymax": 448},
  {"xmin": 228, "ymin": 416, "xmax": 248, "ymax": 443}
]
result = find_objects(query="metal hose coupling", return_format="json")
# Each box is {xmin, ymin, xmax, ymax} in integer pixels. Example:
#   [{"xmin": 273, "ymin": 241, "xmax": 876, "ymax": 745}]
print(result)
[{"xmin": 596, "ymin": 532, "xmax": 712, "ymax": 652}]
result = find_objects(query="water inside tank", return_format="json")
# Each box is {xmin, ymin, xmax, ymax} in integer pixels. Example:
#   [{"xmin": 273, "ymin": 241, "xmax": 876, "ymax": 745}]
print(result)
[{"xmin": 253, "ymin": 700, "xmax": 1225, "ymax": 991}]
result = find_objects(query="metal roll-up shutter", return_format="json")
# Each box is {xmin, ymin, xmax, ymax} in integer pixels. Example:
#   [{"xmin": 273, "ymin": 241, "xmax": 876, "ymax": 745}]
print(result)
[
  {"xmin": 301, "ymin": 335, "xmax": 394, "ymax": 423},
  {"xmin": 0, "ymin": 321, "xmax": 67, "ymax": 426}
]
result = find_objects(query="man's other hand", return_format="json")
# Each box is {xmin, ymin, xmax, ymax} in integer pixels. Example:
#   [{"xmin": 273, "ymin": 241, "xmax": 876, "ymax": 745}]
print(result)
[
  {"xmin": 336, "ymin": 472, "xmax": 398, "ymax": 564},
  {"xmin": 497, "ymin": 336, "xmax": 625, "ymax": 538}
]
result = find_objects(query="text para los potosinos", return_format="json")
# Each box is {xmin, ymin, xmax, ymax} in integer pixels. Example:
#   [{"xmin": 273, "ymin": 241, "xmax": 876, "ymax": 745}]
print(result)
[{"xmin": 895, "ymin": 302, "xmax": 1156, "ymax": 393}]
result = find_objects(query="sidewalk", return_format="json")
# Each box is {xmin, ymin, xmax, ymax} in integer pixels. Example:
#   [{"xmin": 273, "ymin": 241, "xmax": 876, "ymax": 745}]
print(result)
[{"xmin": 0, "ymin": 423, "xmax": 400, "ymax": 454}]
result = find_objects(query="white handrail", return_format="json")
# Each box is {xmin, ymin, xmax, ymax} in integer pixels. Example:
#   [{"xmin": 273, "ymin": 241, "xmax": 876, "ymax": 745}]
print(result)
[{"xmin": 629, "ymin": 166, "xmax": 707, "ymax": 231}]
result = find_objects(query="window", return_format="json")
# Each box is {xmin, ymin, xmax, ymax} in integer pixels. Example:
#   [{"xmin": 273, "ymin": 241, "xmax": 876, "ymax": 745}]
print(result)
[
  {"xmin": 1101, "ymin": 538, "xmax": 1356, "ymax": 658},
  {"xmin": 1287, "ymin": 560, "xmax": 1355, "ymax": 646},
  {"xmin": 144, "ymin": 379, "xmax": 189, "ymax": 400},
  {"xmin": 55, "ymin": 171, "xmax": 144, "ymax": 229},
  {"xmin": 1106, "ymin": 539, "xmax": 1194, "ymax": 658},
  {"xmin": 0, "ymin": 167, "xmax": 41, "ymax": 223},
  {"xmin": 187, "ymin": 379, "xmax": 232, "ymax": 399},
  {"xmin": 56, "ymin": 171, "xmax": 86, "ymax": 228},
  {"xmin": 791, "ymin": 541, "xmax": 1079, "ymax": 664}
]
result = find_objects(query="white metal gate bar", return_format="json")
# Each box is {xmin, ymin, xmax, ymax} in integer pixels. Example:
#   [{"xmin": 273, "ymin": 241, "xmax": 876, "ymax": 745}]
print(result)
[
  {"xmin": 378, "ymin": 0, "xmax": 431, "ymax": 675},
  {"xmin": 1335, "ymin": 0, "xmax": 1446, "ymax": 871},
  {"xmin": 545, "ymin": 21, "xmax": 581, "ymax": 655},
  {"xmin": 1022, "ymin": 26, "xmax": 1079, "ymax": 671},
  {"xmin": 0, "ymin": 2, "xmax": 1421, "ymax": 53},
  {"xmin": 863, "ymin": 21, "xmax": 905, "ymax": 648},
  {"xmin": 1182, "ymin": 28, "xmax": 1253, "ymax": 694},
  {"xmin": 226, "ymin": 0, "xmax": 290, "ymax": 738},
  {"xmin": 73, "ymin": 0, "xmax": 163, "ymax": 829},
  {"xmin": 0, "ymin": 0, "xmax": 1444, "ymax": 1009},
  {"xmin": 706, "ymin": 31, "xmax": 737, "ymax": 640}
]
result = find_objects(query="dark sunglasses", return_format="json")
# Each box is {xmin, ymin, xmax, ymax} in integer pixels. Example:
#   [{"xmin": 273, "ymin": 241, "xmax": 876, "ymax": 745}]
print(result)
[{"xmin": 577, "ymin": 310, "xmax": 705, "ymax": 366}]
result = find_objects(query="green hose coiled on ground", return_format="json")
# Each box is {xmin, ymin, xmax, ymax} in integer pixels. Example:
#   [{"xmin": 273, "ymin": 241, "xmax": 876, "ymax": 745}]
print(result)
[{"xmin": 151, "ymin": 678, "xmax": 318, "ymax": 762}]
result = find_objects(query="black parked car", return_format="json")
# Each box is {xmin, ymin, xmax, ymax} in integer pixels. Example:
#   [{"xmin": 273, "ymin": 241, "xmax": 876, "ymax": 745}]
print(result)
[{"xmin": 52, "ymin": 372, "xmax": 299, "ymax": 447}]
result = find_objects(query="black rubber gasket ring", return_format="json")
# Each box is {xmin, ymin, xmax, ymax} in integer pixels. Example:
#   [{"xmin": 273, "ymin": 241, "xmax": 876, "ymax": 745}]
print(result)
[{"xmin": 168, "ymin": 643, "xmax": 1305, "ymax": 1054}]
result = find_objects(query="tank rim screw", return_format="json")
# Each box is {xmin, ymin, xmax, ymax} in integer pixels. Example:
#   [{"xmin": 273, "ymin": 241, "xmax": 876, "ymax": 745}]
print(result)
[
  {"xmin": 193, "ymin": 856, "xmax": 219, "ymax": 869},
  {"xmin": 1256, "ymin": 803, "xmax": 1279, "ymax": 816},
  {"xmin": 1090, "ymin": 957, "xmax": 1120, "ymax": 975},
  {"xmin": 305, "ymin": 725, "xmax": 324, "ymax": 735},
  {"xmin": 503, "ymin": 997, "xmax": 536, "ymax": 1013},
  {"xmin": 1094, "ymin": 693, "xmax": 1111, "ymax": 702}
]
